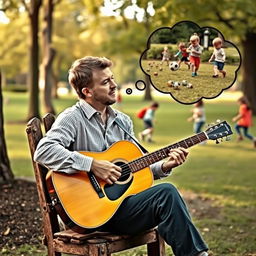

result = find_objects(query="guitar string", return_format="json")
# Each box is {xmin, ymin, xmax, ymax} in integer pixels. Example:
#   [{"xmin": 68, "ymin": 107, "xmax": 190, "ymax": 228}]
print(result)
[
  {"xmin": 118, "ymin": 132, "xmax": 207, "ymax": 177},
  {"xmin": 116, "ymin": 133, "xmax": 207, "ymax": 179}
]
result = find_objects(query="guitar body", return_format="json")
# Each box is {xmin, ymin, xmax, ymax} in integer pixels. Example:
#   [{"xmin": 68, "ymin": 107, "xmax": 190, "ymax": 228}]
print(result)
[{"xmin": 46, "ymin": 140, "xmax": 153, "ymax": 229}]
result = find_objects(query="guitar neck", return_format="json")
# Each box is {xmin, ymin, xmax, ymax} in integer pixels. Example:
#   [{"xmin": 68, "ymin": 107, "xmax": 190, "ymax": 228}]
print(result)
[{"xmin": 129, "ymin": 132, "xmax": 208, "ymax": 173}]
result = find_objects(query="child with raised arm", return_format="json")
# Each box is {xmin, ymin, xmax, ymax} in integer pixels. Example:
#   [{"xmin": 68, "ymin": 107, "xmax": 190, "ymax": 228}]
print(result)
[
  {"xmin": 187, "ymin": 34, "xmax": 203, "ymax": 77},
  {"xmin": 208, "ymin": 37, "xmax": 226, "ymax": 78},
  {"xmin": 174, "ymin": 42, "xmax": 190, "ymax": 69}
]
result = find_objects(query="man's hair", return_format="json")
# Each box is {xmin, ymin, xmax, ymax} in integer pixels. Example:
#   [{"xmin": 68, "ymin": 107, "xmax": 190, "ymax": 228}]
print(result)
[{"xmin": 68, "ymin": 56, "xmax": 112, "ymax": 99}]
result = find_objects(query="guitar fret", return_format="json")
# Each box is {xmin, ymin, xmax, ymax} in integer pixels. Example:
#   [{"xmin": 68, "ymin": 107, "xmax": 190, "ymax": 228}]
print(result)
[{"xmin": 130, "ymin": 131, "xmax": 210, "ymax": 173}]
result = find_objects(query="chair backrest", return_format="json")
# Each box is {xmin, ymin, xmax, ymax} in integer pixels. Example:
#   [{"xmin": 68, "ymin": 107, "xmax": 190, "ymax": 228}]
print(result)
[{"xmin": 26, "ymin": 114, "xmax": 59, "ymax": 251}]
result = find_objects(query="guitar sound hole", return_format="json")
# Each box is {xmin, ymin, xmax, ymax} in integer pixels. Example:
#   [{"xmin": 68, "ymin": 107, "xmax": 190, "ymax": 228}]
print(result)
[{"xmin": 114, "ymin": 161, "xmax": 131, "ymax": 181}]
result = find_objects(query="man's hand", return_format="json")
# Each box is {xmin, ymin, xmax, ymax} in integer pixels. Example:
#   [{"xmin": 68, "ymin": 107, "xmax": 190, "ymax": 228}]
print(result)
[
  {"xmin": 91, "ymin": 159, "xmax": 122, "ymax": 184},
  {"xmin": 162, "ymin": 147, "xmax": 189, "ymax": 172}
]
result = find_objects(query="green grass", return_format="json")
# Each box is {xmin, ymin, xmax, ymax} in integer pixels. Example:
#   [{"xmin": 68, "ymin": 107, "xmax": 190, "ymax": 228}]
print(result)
[
  {"xmin": 142, "ymin": 60, "xmax": 239, "ymax": 103},
  {"xmin": 2, "ymin": 91, "xmax": 256, "ymax": 255}
]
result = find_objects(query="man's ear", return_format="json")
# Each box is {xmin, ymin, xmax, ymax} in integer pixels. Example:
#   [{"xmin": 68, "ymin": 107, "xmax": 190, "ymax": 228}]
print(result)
[{"xmin": 82, "ymin": 87, "xmax": 92, "ymax": 98}]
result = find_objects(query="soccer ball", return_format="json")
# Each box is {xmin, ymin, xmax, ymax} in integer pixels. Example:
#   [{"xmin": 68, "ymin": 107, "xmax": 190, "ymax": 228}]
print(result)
[
  {"xmin": 169, "ymin": 61, "xmax": 179, "ymax": 71},
  {"xmin": 153, "ymin": 72, "xmax": 158, "ymax": 76},
  {"xmin": 167, "ymin": 80, "xmax": 174, "ymax": 87},
  {"xmin": 182, "ymin": 80, "xmax": 188, "ymax": 86},
  {"xmin": 173, "ymin": 81, "xmax": 180, "ymax": 90},
  {"xmin": 187, "ymin": 83, "xmax": 193, "ymax": 89}
]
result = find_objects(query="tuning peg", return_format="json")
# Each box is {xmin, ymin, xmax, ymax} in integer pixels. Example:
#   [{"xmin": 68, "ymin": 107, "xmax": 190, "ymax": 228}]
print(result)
[
  {"xmin": 216, "ymin": 139, "xmax": 220, "ymax": 144},
  {"xmin": 225, "ymin": 136, "xmax": 231, "ymax": 141}
]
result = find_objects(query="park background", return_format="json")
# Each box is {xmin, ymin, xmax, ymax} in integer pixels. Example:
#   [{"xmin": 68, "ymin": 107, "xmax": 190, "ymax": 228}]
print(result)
[{"xmin": 0, "ymin": 0, "xmax": 256, "ymax": 255}]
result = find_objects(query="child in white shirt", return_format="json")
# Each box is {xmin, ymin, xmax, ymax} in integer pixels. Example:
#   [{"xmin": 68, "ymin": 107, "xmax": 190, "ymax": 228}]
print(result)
[{"xmin": 208, "ymin": 37, "xmax": 226, "ymax": 78}]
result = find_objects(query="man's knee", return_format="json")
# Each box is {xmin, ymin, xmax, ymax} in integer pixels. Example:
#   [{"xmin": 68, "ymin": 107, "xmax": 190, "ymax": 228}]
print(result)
[{"xmin": 155, "ymin": 183, "xmax": 180, "ymax": 199}]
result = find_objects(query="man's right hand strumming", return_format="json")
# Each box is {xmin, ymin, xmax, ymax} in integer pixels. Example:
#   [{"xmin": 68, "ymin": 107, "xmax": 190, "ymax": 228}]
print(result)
[{"xmin": 91, "ymin": 159, "xmax": 122, "ymax": 185}]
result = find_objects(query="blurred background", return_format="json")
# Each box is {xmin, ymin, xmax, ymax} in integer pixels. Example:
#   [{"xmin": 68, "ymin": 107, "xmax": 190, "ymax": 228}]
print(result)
[{"xmin": 0, "ymin": 0, "xmax": 255, "ymax": 255}]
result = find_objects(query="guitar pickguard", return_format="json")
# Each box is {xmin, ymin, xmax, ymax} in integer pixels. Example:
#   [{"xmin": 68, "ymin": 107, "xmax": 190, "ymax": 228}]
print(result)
[
  {"xmin": 104, "ymin": 177, "xmax": 133, "ymax": 201},
  {"xmin": 104, "ymin": 160, "xmax": 133, "ymax": 201}
]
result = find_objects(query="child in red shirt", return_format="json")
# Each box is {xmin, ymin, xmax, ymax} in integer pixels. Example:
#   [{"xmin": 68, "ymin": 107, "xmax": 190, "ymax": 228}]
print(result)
[
  {"xmin": 175, "ymin": 42, "xmax": 190, "ymax": 69},
  {"xmin": 232, "ymin": 96, "xmax": 256, "ymax": 148}
]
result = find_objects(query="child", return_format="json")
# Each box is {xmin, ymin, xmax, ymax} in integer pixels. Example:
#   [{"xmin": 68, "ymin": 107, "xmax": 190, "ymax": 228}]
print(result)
[
  {"xmin": 208, "ymin": 37, "xmax": 226, "ymax": 78},
  {"xmin": 187, "ymin": 99, "xmax": 206, "ymax": 134},
  {"xmin": 174, "ymin": 42, "xmax": 190, "ymax": 69},
  {"xmin": 187, "ymin": 34, "xmax": 203, "ymax": 77},
  {"xmin": 138, "ymin": 102, "xmax": 159, "ymax": 143},
  {"xmin": 232, "ymin": 96, "xmax": 256, "ymax": 148},
  {"xmin": 161, "ymin": 46, "xmax": 170, "ymax": 66}
]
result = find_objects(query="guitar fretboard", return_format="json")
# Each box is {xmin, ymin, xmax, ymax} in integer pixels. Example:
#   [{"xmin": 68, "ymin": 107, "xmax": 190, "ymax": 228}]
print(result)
[{"xmin": 128, "ymin": 132, "xmax": 207, "ymax": 173}]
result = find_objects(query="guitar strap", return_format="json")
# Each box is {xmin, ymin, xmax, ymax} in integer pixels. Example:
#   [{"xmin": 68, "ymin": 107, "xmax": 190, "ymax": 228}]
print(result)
[{"xmin": 114, "ymin": 118, "xmax": 148, "ymax": 154}]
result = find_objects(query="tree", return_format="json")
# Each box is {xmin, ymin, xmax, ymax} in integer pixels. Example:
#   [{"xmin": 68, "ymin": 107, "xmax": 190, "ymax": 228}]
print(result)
[
  {"xmin": 0, "ymin": 71, "xmax": 14, "ymax": 183},
  {"xmin": 41, "ymin": 0, "xmax": 58, "ymax": 114},
  {"xmin": 22, "ymin": 0, "xmax": 42, "ymax": 120}
]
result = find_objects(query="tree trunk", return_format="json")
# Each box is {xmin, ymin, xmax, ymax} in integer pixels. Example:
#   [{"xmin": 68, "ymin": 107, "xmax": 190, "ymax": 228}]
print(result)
[
  {"xmin": 144, "ymin": 74, "xmax": 153, "ymax": 101},
  {"xmin": 143, "ymin": 8, "xmax": 152, "ymax": 101},
  {"xmin": 27, "ymin": 0, "xmax": 42, "ymax": 121},
  {"xmin": 42, "ymin": 0, "xmax": 56, "ymax": 114},
  {"xmin": 0, "ymin": 71, "xmax": 14, "ymax": 183},
  {"xmin": 241, "ymin": 32, "xmax": 256, "ymax": 115},
  {"xmin": 52, "ymin": 54, "xmax": 63, "ymax": 99}
]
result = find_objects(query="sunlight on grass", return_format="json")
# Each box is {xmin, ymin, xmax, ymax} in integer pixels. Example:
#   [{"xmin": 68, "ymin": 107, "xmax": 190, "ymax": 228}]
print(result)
[{"xmin": 2, "ymin": 92, "xmax": 256, "ymax": 255}]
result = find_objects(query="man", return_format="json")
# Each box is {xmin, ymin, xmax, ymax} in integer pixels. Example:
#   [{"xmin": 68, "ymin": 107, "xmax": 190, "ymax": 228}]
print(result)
[{"xmin": 34, "ymin": 56, "xmax": 208, "ymax": 256}]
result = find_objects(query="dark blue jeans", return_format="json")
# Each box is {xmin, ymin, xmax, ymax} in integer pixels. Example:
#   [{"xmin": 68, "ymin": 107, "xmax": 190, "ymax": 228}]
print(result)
[
  {"xmin": 101, "ymin": 183, "xmax": 208, "ymax": 256},
  {"xmin": 235, "ymin": 124, "xmax": 254, "ymax": 140},
  {"xmin": 194, "ymin": 121, "xmax": 205, "ymax": 134}
]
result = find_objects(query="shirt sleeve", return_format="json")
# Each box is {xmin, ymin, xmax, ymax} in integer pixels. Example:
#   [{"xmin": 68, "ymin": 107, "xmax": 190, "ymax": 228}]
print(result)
[
  {"xmin": 222, "ymin": 49, "xmax": 226, "ymax": 61},
  {"xmin": 33, "ymin": 111, "xmax": 93, "ymax": 174}
]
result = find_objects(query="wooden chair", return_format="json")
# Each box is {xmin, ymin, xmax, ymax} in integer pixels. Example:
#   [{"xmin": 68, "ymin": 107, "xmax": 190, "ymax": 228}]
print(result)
[{"xmin": 26, "ymin": 113, "xmax": 166, "ymax": 256}]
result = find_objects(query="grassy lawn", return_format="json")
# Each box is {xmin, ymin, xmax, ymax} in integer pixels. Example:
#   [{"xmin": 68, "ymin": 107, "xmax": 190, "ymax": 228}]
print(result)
[
  {"xmin": 142, "ymin": 60, "xmax": 239, "ymax": 104},
  {"xmin": 2, "ymin": 91, "xmax": 256, "ymax": 255}
]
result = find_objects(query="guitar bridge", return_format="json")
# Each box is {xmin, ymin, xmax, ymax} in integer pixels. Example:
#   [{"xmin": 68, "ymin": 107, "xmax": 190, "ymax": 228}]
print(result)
[{"xmin": 88, "ymin": 172, "xmax": 105, "ymax": 198}]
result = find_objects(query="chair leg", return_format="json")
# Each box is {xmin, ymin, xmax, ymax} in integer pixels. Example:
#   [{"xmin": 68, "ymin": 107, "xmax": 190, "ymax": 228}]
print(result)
[
  {"xmin": 47, "ymin": 246, "xmax": 61, "ymax": 256},
  {"xmin": 147, "ymin": 235, "xmax": 165, "ymax": 256},
  {"xmin": 88, "ymin": 243, "xmax": 109, "ymax": 256}
]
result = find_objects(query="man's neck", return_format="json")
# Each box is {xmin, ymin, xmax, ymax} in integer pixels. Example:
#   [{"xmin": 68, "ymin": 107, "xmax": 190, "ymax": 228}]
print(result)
[{"xmin": 85, "ymin": 99, "xmax": 108, "ymax": 123}]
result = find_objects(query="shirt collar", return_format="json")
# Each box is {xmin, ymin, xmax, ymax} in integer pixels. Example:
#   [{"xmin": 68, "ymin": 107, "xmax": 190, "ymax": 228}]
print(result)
[{"xmin": 79, "ymin": 99, "xmax": 117, "ymax": 120}]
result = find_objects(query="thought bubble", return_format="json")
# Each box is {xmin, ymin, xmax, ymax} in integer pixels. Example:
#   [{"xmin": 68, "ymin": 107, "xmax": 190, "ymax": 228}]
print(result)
[{"xmin": 139, "ymin": 21, "xmax": 241, "ymax": 104}]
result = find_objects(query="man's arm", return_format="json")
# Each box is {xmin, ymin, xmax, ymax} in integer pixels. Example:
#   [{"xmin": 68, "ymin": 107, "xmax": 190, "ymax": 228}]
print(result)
[{"xmin": 34, "ymin": 111, "xmax": 93, "ymax": 174}]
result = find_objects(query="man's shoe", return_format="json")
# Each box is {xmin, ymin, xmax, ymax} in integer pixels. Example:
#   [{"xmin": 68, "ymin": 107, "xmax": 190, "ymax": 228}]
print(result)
[
  {"xmin": 192, "ymin": 72, "xmax": 196, "ymax": 77},
  {"xmin": 212, "ymin": 74, "xmax": 218, "ymax": 78}
]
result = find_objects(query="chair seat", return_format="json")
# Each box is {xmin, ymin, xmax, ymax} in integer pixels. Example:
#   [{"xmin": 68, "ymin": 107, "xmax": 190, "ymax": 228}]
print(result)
[{"xmin": 53, "ymin": 228, "xmax": 160, "ymax": 255}]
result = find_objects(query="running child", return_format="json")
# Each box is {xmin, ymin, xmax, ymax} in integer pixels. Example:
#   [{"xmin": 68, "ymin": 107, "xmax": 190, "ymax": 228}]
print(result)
[
  {"xmin": 187, "ymin": 34, "xmax": 203, "ymax": 77},
  {"xmin": 232, "ymin": 96, "xmax": 256, "ymax": 148},
  {"xmin": 208, "ymin": 37, "xmax": 226, "ymax": 78},
  {"xmin": 174, "ymin": 42, "xmax": 190, "ymax": 69}
]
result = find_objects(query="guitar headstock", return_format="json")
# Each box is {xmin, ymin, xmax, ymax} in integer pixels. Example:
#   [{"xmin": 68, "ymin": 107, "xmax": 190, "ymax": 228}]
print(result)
[{"xmin": 205, "ymin": 120, "xmax": 233, "ymax": 143}]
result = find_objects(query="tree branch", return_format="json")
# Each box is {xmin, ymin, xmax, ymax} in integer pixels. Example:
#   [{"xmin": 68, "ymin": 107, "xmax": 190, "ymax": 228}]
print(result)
[{"xmin": 21, "ymin": 0, "xmax": 31, "ymax": 15}]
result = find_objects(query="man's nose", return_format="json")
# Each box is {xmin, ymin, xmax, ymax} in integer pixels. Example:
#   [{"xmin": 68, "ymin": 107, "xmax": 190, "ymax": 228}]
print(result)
[{"xmin": 110, "ymin": 79, "xmax": 117, "ymax": 88}]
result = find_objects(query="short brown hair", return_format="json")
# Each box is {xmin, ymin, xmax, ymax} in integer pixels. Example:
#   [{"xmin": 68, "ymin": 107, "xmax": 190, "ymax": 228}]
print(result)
[{"xmin": 68, "ymin": 56, "xmax": 112, "ymax": 99}]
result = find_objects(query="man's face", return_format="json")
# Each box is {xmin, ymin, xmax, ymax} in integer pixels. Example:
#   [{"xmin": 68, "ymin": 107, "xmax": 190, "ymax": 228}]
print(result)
[{"xmin": 89, "ymin": 67, "xmax": 117, "ymax": 106}]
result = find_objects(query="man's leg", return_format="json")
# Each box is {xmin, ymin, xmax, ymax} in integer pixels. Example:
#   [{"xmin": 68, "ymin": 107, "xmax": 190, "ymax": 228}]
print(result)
[{"xmin": 101, "ymin": 183, "xmax": 208, "ymax": 256}]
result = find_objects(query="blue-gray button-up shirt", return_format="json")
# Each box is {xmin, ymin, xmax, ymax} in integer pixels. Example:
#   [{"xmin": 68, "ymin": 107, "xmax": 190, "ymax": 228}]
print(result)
[{"xmin": 34, "ymin": 100, "xmax": 170, "ymax": 179}]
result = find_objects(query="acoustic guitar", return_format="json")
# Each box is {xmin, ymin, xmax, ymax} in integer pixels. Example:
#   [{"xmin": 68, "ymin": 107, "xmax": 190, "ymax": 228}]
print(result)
[{"xmin": 46, "ymin": 120, "xmax": 232, "ymax": 230}]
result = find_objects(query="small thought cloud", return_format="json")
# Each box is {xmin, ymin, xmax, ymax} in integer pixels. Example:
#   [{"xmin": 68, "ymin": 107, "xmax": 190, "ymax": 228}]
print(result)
[{"xmin": 139, "ymin": 21, "xmax": 241, "ymax": 104}]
